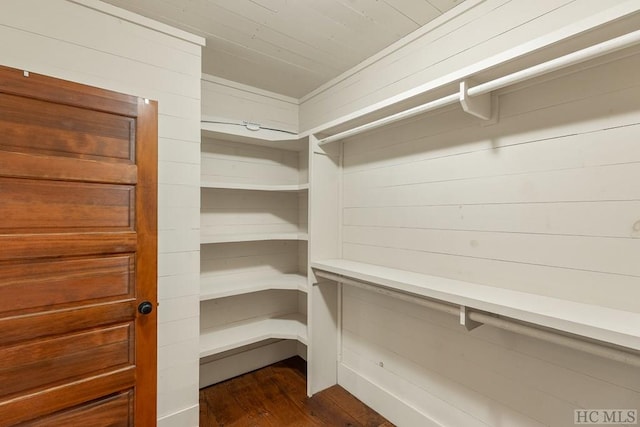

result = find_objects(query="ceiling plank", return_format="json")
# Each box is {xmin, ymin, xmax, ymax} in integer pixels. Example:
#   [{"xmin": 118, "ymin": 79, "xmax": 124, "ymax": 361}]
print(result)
[
  {"xmin": 384, "ymin": 0, "xmax": 442, "ymax": 25},
  {"xmin": 427, "ymin": 0, "xmax": 464, "ymax": 13}
]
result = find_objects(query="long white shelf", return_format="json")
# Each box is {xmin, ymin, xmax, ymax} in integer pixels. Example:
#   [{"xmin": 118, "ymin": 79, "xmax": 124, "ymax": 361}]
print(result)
[
  {"xmin": 201, "ymin": 232, "xmax": 309, "ymax": 244},
  {"xmin": 311, "ymin": 259, "xmax": 640, "ymax": 352},
  {"xmin": 200, "ymin": 313, "xmax": 308, "ymax": 358},
  {"xmin": 201, "ymin": 181, "xmax": 309, "ymax": 192},
  {"xmin": 200, "ymin": 273, "xmax": 308, "ymax": 300}
]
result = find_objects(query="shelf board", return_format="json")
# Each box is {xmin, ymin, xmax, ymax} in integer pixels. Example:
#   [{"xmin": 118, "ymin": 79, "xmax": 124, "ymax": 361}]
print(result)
[
  {"xmin": 201, "ymin": 232, "xmax": 308, "ymax": 244},
  {"xmin": 201, "ymin": 121, "xmax": 304, "ymax": 151},
  {"xmin": 201, "ymin": 181, "xmax": 309, "ymax": 192},
  {"xmin": 311, "ymin": 259, "xmax": 640, "ymax": 351},
  {"xmin": 200, "ymin": 313, "xmax": 308, "ymax": 358},
  {"xmin": 200, "ymin": 273, "xmax": 308, "ymax": 300}
]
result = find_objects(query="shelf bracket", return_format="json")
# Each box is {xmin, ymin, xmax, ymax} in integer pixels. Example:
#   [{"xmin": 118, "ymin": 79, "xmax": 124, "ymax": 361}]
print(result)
[
  {"xmin": 460, "ymin": 306, "xmax": 482, "ymax": 331},
  {"xmin": 460, "ymin": 79, "xmax": 493, "ymax": 121}
]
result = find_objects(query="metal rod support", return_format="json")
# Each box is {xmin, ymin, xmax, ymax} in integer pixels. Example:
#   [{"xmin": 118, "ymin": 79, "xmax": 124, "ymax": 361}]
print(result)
[{"xmin": 315, "ymin": 270, "xmax": 459, "ymax": 316}]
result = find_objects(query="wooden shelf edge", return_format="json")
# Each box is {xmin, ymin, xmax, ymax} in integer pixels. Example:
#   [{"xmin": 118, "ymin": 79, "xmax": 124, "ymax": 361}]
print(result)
[
  {"xmin": 311, "ymin": 259, "xmax": 640, "ymax": 351},
  {"xmin": 200, "ymin": 274, "xmax": 308, "ymax": 300},
  {"xmin": 199, "ymin": 313, "xmax": 308, "ymax": 358}
]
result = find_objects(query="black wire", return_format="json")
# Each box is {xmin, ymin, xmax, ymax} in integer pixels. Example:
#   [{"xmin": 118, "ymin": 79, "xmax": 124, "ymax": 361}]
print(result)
[{"xmin": 201, "ymin": 120, "xmax": 298, "ymax": 136}]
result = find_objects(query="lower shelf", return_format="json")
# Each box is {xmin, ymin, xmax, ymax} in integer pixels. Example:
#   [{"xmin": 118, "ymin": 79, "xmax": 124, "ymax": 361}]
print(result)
[
  {"xmin": 200, "ymin": 273, "xmax": 308, "ymax": 300},
  {"xmin": 200, "ymin": 313, "xmax": 308, "ymax": 358}
]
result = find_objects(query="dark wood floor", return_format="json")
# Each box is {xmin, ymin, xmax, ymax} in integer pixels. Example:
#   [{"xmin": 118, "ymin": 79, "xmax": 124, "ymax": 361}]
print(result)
[{"xmin": 199, "ymin": 357, "xmax": 394, "ymax": 426}]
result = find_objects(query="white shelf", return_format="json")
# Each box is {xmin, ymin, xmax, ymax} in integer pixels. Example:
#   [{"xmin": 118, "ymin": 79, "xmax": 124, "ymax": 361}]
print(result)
[
  {"xmin": 201, "ymin": 121, "xmax": 304, "ymax": 151},
  {"xmin": 200, "ymin": 181, "xmax": 309, "ymax": 192},
  {"xmin": 311, "ymin": 259, "xmax": 640, "ymax": 351},
  {"xmin": 200, "ymin": 273, "xmax": 308, "ymax": 300},
  {"xmin": 200, "ymin": 313, "xmax": 308, "ymax": 358},
  {"xmin": 201, "ymin": 232, "xmax": 308, "ymax": 244}
]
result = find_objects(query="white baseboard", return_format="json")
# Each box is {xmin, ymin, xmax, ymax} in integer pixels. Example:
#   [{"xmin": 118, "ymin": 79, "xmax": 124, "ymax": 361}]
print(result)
[
  {"xmin": 157, "ymin": 404, "xmax": 199, "ymax": 427},
  {"xmin": 338, "ymin": 363, "xmax": 442, "ymax": 427},
  {"xmin": 199, "ymin": 340, "xmax": 299, "ymax": 388}
]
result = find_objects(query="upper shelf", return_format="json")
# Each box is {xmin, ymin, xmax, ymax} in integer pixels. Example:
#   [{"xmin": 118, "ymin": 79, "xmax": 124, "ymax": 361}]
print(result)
[
  {"xmin": 201, "ymin": 120, "xmax": 305, "ymax": 151},
  {"xmin": 201, "ymin": 181, "xmax": 309, "ymax": 192},
  {"xmin": 311, "ymin": 259, "xmax": 640, "ymax": 352}
]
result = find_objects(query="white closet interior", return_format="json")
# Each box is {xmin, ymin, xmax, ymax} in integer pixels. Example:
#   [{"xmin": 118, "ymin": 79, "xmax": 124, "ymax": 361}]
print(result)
[{"xmin": 196, "ymin": 2, "xmax": 640, "ymax": 424}]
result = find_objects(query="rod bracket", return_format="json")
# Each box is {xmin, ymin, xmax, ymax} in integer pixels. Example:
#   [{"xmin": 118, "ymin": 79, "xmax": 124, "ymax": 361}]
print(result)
[
  {"xmin": 460, "ymin": 306, "xmax": 482, "ymax": 331},
  {"xmin": 460, "ymin": 79, "xmax": 493, "ymax": 121}
]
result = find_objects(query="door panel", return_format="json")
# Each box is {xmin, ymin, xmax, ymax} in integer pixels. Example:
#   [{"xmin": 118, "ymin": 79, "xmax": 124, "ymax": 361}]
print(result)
[
  {"xmin": 0, "ymin": 178, "xmax": 134, "ymax": 232},
  {"xmin": 0, "ymin": 92, "xmax": 135, "ymax": 161},
  {"xmin": 0, "ymin": 324, "xmax": 133, "ymax": 397},
  {"xmin": 19, "ymin": 392, "xmax": 133, "ymax": 427},
  {"xmin": 0, "ymin": 65, "xmax": 157, "ymax": 426},
  {"xmin": 0, "ymin": 256, "xmax": 134, "ymax": 313}
]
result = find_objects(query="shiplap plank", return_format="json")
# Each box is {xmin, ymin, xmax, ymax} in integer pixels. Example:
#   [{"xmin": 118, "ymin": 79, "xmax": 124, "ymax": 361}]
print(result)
[
  {"xmin": 1, "ymin": 0, "xmax": 200, "ymax": 76},
  {"xmin": 342, "ymin": 337, "xmax": 545, "ymax": 427},
  {"xmin": 200, "ymin": 159, "xmax": 298, "ymax": 185},
  {"xmin": 345, "ymin": 282, "xmax": 640, "ymax": 393},
  {"xmin": 343, "ymin": 225, "xmax": 640, "ymax": 277},
  {"xmin": 343, "ymin": 78, "xmax": 640, "ymax": 171},
  {"xmin": 427, "ymin": 0, "xmax": 464, "ymax": 13},
  {"xmin": 342, "ymin": 288, "xmax": 640, "ymax": 426},
  {"xmin": 201, "ymin": 139, "xmax": 300, "ymax": 185},
  {"xmin": 201, "ymin": 79, "xmax": 298, "ymax": 131},
  {"xmin": 344, "ymin": 162, "xmax": 640, "ymax": 208},
  {"xmin": 208, "ymin": 0, "xmax": 360, "ymax": 60},
  {"xmin": 343, "ymin": 201, "xmax": 640, "ymax": 239},
  {"xmin": 201, "ymin": 241, "xmax": 300, "ymax": 280},
  {"xmin": 342, "ymin": 244, "xmax": 640, "ymax": 312},
  {"xmin": 385, "ymin": 0, "xmax": 442, "ymax": 25},
  {"xmin": 0, "ymin": 25, "xmax": 200, "ymax": 99},
  {"xmin": 343, "ymin": 123, "xmax": 640, "ymax": 192},
  {"xmin": 200, "ymin": 289, "xmax": 299, "ymax": 329}
]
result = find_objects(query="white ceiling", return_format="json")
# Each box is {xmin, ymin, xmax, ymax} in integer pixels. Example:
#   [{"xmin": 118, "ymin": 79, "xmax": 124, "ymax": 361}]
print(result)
[{"xmin": 101, "ymin": 0, "xmax": 464, "ymax": 97}]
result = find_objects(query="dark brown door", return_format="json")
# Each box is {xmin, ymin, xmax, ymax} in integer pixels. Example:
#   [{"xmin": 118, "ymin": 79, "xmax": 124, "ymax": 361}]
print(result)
[{"xmin": 0, "ymin": 65, "xmax": 157, "ymax": 426}]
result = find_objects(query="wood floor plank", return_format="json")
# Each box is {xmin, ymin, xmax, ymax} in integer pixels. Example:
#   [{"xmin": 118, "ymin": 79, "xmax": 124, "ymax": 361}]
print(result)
[{"xmin": 199, "ymin": 357, "xmax": 393, "ymax": 426}]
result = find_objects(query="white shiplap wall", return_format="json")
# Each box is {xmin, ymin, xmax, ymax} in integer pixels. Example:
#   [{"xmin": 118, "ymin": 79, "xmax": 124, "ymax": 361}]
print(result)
[
  {"xmin": 0, "ymin": 1, "xmax": 203, "ymax": 426},
  {"xmin": 338, "ymin": 49, "xmax": 640, "ymax": 426},
  {"xmin": 202, "ymin": 74, "xmax": 299, "ymax": 134}
]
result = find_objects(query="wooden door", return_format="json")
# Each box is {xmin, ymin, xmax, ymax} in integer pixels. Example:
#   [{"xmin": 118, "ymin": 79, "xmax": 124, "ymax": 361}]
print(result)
[{"xmin": 0, "ymin": 65, "xmax": 157, "ymax": 426}]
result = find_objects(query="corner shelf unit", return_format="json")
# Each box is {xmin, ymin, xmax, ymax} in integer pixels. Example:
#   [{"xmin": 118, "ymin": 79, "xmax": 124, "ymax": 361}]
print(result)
[{"xmin": 199, "ymin": 122, "xmax": 310, "ymax": 388}]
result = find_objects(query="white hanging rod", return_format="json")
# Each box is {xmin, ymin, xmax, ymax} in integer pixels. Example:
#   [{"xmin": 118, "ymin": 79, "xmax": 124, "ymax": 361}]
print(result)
[
  {"xmin": 314, "ymin": 270, "xmax": 640, "ymax": 368},
  {"xmin": 317, "ymin": 29, "xmax": 640, "ymax": 146}
]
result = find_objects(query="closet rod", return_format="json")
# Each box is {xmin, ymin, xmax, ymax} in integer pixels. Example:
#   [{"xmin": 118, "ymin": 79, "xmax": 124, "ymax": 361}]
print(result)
[
  {"xmin": 314, "ymin": 270, "xmax": 640, "ymax": 368},
  {"xmin": 317, "ymin": 29, "xmax": 640, "ymax": 146}
]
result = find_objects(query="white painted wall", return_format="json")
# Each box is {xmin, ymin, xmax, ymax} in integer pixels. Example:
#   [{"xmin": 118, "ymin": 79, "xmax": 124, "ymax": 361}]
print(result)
[
  {"xmin": 0, "ymin": 1, "xmax": 203, "ymax": 426},
  {"xmin": 202, "ymin": 74, "xmax": 299, "ymax": 133},
  {"xmin": 299, "ymin": 0, "xmax": 632, "ymax": 132},
  {"xmin": 337, "ymin": 44, "xmax": 640, "ymax": 427}
]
